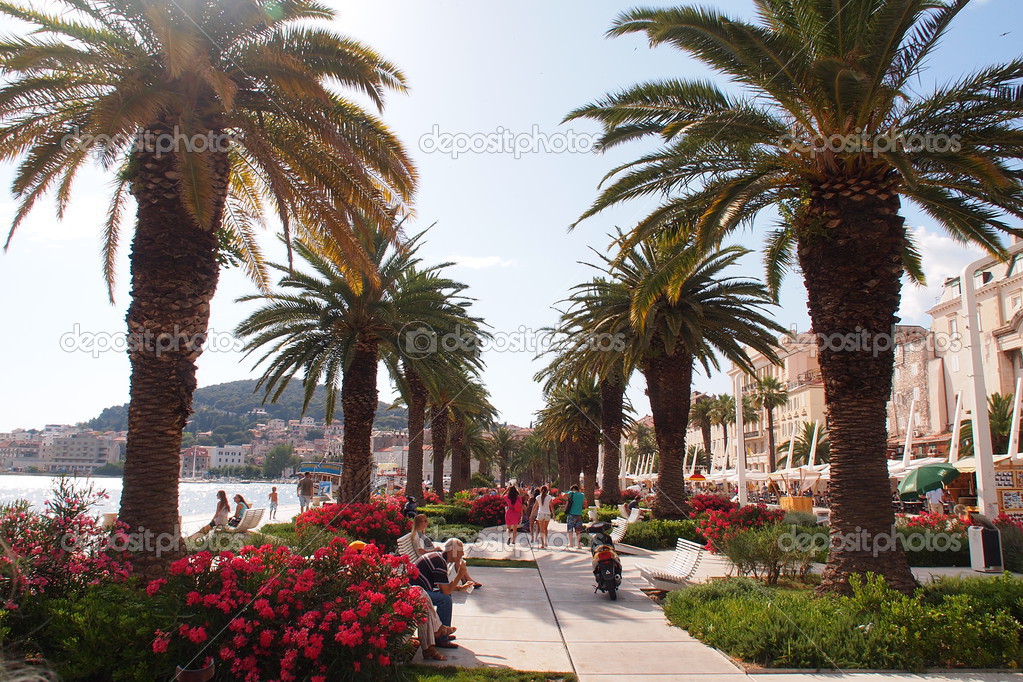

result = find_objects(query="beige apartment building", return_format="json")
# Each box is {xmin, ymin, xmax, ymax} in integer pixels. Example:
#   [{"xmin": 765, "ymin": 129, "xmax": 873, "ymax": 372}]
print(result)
[{"xmin": 710, "ymin": 332, "xmax": 828, "ymax": 472}]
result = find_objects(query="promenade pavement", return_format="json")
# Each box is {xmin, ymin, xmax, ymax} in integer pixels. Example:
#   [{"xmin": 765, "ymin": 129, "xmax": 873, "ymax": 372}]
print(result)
[{"xmin": 416, "ymin": 524, "xmax": 1023, "ymax": 681}]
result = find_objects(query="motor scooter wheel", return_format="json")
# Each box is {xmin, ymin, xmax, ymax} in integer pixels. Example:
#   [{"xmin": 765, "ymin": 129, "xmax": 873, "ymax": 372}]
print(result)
[{"xmin": 608, "ymin": 584, "xmax": 617, "ymax": 600}]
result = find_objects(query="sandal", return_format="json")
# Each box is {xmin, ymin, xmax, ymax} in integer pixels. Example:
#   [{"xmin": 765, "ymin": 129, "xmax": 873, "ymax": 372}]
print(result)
[{"xmin": 422, "ymin": 647, "xmax": 447, "ymax": 661}]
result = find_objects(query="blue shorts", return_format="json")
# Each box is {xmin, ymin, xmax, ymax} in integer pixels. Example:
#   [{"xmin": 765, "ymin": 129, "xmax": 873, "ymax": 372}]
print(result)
[{"xmin": 566, "ymin": 514, "xmax": 583, "ymax": 532}]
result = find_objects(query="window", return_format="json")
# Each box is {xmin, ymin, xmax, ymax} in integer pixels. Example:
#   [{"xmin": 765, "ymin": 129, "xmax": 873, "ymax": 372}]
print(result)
[
  {"xmin": 913, "ymin": 387, "xmax": 921, "ymax": 401},
  {"xmin": 948, "ymin": 316, "xmax": 958, "ymax": 337},
  {"xmin": 950, "ymin": 353, "xmax": 960, "ymax": 372},
  {"xmin": 911, "ymin": 363, "xmax": 919, "ymax": 376},
  {"xmin": 1012, "ymin": 292, "xmax": 1022, "ymax": 313},
  {"xmin": 894, "ymin": 368, "xmax": 901, "ymax": 381}
]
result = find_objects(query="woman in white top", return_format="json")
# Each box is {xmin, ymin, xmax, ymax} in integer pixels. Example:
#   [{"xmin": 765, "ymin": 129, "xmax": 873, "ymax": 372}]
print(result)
[
  {"xmin": 411, "ymin": 513, "xmax": 440, "ymax": 557},
  {"xmin": 534, "ymin": 486, "xmax": 554, "ymax": 549},
  {"xmin": 188, "ymin": 490, "xmax": 231, "ymax": 540}
]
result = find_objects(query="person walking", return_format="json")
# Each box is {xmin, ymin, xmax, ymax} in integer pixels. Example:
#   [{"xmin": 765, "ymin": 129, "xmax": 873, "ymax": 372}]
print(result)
[
  {"xmin": 534, "ymin": 485, "xmax": 555, "ymax": 549},
  {"xmin": 503, "ymin": 485, "xmax": 523, "ymax": 545},
  {"xmin": 564, "ymin": 484, "xmax": 586, "ymax": 549},
  {"xmin": 297, "ymin": 472, "xmax": 315, "ymax": 513},
  {"xmin": 268, "ymin": 486, "xmax": 279, "ymax": 520},
  {"xmin": 526, "ymin": 488, "xmax": 541, "ymax": 543}
]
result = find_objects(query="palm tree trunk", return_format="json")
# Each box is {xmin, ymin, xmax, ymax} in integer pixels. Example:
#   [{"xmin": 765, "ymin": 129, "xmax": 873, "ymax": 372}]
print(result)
[
  {"xmin": 766, "ymin": 408, "xmax": 777, "ymax": 472},
  {"xmin": 404, "ymin": 364, "xmax": 428, "ymax": 501},
  {"xmin": 499, "ymin": 447, "xmax": 508, "ymax": 487},
  {"xmin": 581, "ymin": 426, "xmax": 600, "ymax": 506},
  {"xmin": 119, "ymin": 139, "xmax": 227, "ymax": 578},
  {"xmin": 557, "ymin": 440, "xmax": 570, "ymax": 490},
  {"xmin": 643, "ymin": 344, "xmax": 694, "ymax": 520},
  {"xmin": 700, "ymin": 420, "xmax": 712, "ymax": 465},
  {"xmin": 450, "ymin": 416, "xmax": 467, "ymax": 493},
  {"xmin": 339, "ymin": 334, "xmax": 379, "ymax": 503},
  {"xmin": 798, "ymin": 182, "xmax": 915, "ymax": 595},
  {"xmin": 600, "ymin": 373, "xmax": 625, "ymax": 506},
  {"xmin": 721, "ymin": 422, "xmax": 730, "ymax": 469},
  {"xmin": 430, "ymin": 404, "xmax": 448, "ymax": 499}
]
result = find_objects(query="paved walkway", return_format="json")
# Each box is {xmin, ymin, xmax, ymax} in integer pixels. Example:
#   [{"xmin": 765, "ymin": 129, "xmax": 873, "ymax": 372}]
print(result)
[{"xmin": 414, "ymin": 526, "xmax": 1023, "ymax": 681}]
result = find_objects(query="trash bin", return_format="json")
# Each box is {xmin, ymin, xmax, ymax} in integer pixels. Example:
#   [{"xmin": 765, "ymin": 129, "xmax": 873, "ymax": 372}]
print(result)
[{"xmin": 968, "ymin": 525, "xmax": 1004, "ymax": 572}]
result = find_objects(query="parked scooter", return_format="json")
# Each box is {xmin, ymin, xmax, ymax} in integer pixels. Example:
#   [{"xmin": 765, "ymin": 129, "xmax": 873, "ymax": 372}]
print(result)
[{"xmin": 584, "ymin": 522, "xmax": 623, "ymax": 600}]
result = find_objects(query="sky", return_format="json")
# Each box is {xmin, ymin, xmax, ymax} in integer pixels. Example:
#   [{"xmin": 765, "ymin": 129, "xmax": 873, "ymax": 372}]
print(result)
[{"xmin": 0, "ymin": 0, "xmax": 1021, "ymax": 432}]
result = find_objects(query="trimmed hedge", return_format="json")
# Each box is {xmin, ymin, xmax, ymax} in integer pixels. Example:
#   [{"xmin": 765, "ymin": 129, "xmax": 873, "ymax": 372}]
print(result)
[
  {"xmin": 664, "ymin": 574, "xmax": 1023, "ymax": 670},
  {"xmin": 418, "ymin": 504, "xmax": 471, "ymax": 525},
  {"xmin": 621, "ymin": 519, "xmax": 705, "ymax": 550}
]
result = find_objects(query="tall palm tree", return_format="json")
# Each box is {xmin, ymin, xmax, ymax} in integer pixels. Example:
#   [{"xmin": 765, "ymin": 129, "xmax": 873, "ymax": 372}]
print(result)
[
  {"xmin": 0, "ymin": 0, "xmax": 415, "ymax": 574},
  {"xmin": 384, "ymin": 268, "xmax": 485, "ymax": 501},
  {"xmin": 709, "ymin": 393, "xmax": 758, "ymax": 469},
  {"xmin": 607, "ymin": 238, "xmax": 781, "ymax": 518},
  {"xmin": 535, "ymin": 379, "xmax": 603, "ymax": 504},
  {"xmin": 568, "ymin": 0, "xmax": 1023, "ymax": 592},
  {"xmin": 546, "ymin": 275, "xmax": 636, "ymax": 506},
  {"xmin": 429, "ymin": 401, "xmax": 450, "ymax": 498},
  {"xmin": 237, "ymin": 227, "xmax": 441, "ymax": 504},
  {"xmin": 491, "ymin": 427, "xmax": 519, "ymax": 486},
  {"xmin": 778, "ymin": 422, "xmax": 831, "ymax": 468},
  {"xmin": 688, "ymin": 395, "xmax": 715, "ymax": 463},
  {"xmin": 509, "ymin": 433, "xmax": 555, "ymax": 486},
  {"xmin": 447, "ymin": 381, "xmax": 495, "ymax": 494},
  {"xmin": 752, "ymin": 376, "xmax": 789, "ymax": 471}
]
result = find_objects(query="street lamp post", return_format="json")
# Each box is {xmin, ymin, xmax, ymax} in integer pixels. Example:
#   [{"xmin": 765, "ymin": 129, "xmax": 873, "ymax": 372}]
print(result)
[
  {"xmin": 961, "ymin": 241, "xmax": 1023, "ymax": 517},
  {"xmin": 734, "ymin": 373, "xmax": 747, "ymax": 506}
]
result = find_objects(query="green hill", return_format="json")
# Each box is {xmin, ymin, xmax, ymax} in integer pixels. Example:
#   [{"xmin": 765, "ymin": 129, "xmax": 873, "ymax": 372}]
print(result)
[{"xmin": 85, "ymin": 380, "xmax": 407, "ymax": 438}]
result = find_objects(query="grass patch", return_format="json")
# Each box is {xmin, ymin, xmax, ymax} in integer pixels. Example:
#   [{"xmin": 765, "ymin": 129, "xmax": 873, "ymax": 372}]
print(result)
[
  {"xmin": 465, "ymin": 558, "xmax": 538, "ymax": 569},
  {"xmin": 400, "ymin": 666, "xmax": 574, "ymax": 681}
]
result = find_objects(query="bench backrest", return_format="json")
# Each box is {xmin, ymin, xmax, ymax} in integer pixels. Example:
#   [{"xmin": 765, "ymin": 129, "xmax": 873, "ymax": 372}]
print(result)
[
  {"xmin": 396, "ymin": 533, "xmax": 416, "ymax": 559},
  {"xmin": 667, "ymin": 538, "xmax": 704, "ymax": 578},
  {"xmin": 627, "ymin": 507, "xmax": 642, "ymax": 524},
  {"xmin": 235, "ymin": 507, "xmax": 264, "ymax": 532},
  {"xmin": 610, "ymin": 518, "xmax": 628, "ymax": 543}
]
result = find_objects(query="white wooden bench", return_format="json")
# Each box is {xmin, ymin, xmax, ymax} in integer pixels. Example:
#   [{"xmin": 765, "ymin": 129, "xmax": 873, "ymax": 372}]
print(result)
[
  {"xmin": 222, "ymin": 507, "xmax": 264, "ymax": 534},
  {"xmin": 637, "ymin": 538, "xmax": 705, "ymax": 591},
  {"xmin": 396, "ymin": 532, "xmax": 416, "ymax": 559}
]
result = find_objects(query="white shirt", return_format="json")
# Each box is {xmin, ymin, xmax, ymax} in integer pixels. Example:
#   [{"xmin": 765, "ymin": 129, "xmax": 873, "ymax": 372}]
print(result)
[
  {"xmin": 925, "ymin": 488, "xmax": 945, "ymax": 504},
  {"xmin": 535, "ymin": 494, "xmax": 553, "ymax": 515}
]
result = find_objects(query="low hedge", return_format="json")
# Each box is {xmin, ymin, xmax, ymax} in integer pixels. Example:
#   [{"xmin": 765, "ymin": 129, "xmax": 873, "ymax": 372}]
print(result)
[
  {"xmin": 418, "ymin": 504, "xmax": 472, "ymax": 525},
  {"xmin": 664, "ymin": 574, "xmax": 1023, "ymax": 670},
  {"xmin": 621, "ymin": 519, "xmax": 705, "ymax": 550},
  {"xmin": 427, "ymin": 524, "xmax": 482, "ymax": 544},
  {"xmin": 555, "ymin": 505, "xmax": 622, "ymax": 524}
]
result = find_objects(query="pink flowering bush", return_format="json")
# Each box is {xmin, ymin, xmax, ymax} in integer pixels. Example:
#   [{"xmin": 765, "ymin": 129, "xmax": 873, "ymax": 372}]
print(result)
[
  {"xmin": 696, "ymin": 504, "xmax": 786, "ymax": 553},
  {"xmin": 148, "ymin": 539, "xmax": 425, "ymax": 681},
  {"xmin": 295, "ymin": 499, "xmax": 410, "ymax": 551},
  {"xmin": 467, "ymin": 493, "xmax": 507, "ymax": 527},
  {"xmin": 689, "ymin": 494, "xmax": 739, "ymax": 518},
  {"xmin": 899, "ymin": 512, "xmax": 967, "ymax": 533},
  {"xmin": 0, "ymin": 479, "xmax": 131, "ymax": 607}
]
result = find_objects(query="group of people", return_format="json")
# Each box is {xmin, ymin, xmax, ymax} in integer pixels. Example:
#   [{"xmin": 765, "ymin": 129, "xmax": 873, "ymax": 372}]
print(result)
[
  {"xmin": 189, "ymin": 490, "xmax": 252, "ymax": 540},
  {"xmin": 408, "ymin": 513, "xmax": 483, "ymax": 661},
  {"xmin": 500, "ymin": 484, "xmax": 588, "ymax": 550}
]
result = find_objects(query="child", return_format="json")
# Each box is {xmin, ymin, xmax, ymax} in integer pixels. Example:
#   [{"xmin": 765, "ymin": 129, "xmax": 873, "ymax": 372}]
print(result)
[{"xmin": 268, "ymin": 486, "xmax": 279, "ymax": 520}]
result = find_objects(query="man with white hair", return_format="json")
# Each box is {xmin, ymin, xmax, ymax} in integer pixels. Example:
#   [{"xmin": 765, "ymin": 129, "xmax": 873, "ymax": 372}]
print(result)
[{"xmin": 411, "ymin": 538, "xmax": 477, "ymax": 649}]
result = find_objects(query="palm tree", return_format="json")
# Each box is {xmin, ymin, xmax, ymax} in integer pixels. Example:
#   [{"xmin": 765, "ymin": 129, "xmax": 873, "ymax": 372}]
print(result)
[
  {"xmin": 429, "ymin": 401, "xmax": 450, "ymax": 499},
  {"xmin": 710, "ymin": 393, "xmax": 760, "ymax": 470},
  {"xmin": 534, "ymin": 379, "xmax": 603, "ymax": 504},
  {"xmin": 957, "ymin": 393, "xmax": 1018, "ymax": 457},
  {"xmin": 688, "ymin": 396, "xmax": 715, "ymax": 463},
  {"xmin": 447, "ymin": 381, "xmax": 496, "ymax": 494},
  {"xmin": 237, "ymin": 227, "xmax": 443, "ymax": 504},
  {"xmin": 0, "ymin": 0, "xmax": 416, "ymax": 574},
  {"xmin": 491, "ymin": 427, "xmax": 519, "ymax": 486},
  {"xmin": 384, "ymin": 269, "xmax": 484, "ymax": 501},
  {"xmin": 608, "ymin": 238, "xmax": 781, "ymax": 518},
  {"xmin": 545, "ymin": 276, "xmax": 636, "ymax": 506},
  {"xmin": 567, "ymin": 0, "xmax": 1023, "ymax": 593},
  {"xmin": 752, "ymin": 376, "xmax": 789, "ymax": 471},
  {"xmin": 778, "ymin": 423, "xmax": 831, "ymax": 468},
  {"xmin": 509, "ymin": 433, "xmax": 555, "ymax": 486}
]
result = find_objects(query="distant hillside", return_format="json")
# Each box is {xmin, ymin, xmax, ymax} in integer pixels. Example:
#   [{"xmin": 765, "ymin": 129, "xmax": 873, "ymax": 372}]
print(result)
[{"xmin": 85, "ymin": 380, "xmax": 408, "ymax": 434}]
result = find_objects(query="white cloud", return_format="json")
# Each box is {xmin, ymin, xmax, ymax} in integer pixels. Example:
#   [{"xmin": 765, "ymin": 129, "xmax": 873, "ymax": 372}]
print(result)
[
  {"xmin": 898, "ymin": 225, "xmax": 984, "ymax": 325},
  {"xmin": 447, "ymin": 254, "xmax": 517, "ymax": 269}
]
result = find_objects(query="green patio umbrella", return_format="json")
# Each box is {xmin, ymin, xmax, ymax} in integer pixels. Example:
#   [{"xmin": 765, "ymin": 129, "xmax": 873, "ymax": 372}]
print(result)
[{"xmin": 897, "ymin": 463, "xmax": 961, "ymax": 501}]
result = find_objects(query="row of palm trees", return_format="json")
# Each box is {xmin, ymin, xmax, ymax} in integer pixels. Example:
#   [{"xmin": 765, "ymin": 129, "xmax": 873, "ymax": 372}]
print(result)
[{"xmin": 557, "ymin": 0, "xmax": 1023, "ymax": 594}]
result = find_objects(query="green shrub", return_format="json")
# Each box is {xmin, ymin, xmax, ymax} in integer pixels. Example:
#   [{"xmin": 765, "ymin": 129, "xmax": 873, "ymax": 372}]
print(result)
[
  {"xmin": 428, "ymin": 524, "xmax": 481, "ymax": 543},
  {"xmin": 419, "ymin": 504, "xmax": 471, "ymax": 525},
  {"xmin": 782, "ymin": 511, "xmax": 818, "ymax": 526},
  {"xmin": 719, "ymin": 525, "xmax": 818, "ymax": 584},
  {"xmin": 13, "ymin": 581, "xmax": 172, "ymax": 681},
  {"xmin": 663, "ymin": 574, "xmax": 1023, "ymax": 670},
  {"xmin": 897, "ymin": 528, "xmax": 969, "ymax": 567},
  {"xmin": 621, "ymin": 520, "xmax": 705, "ymax": 550}
]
